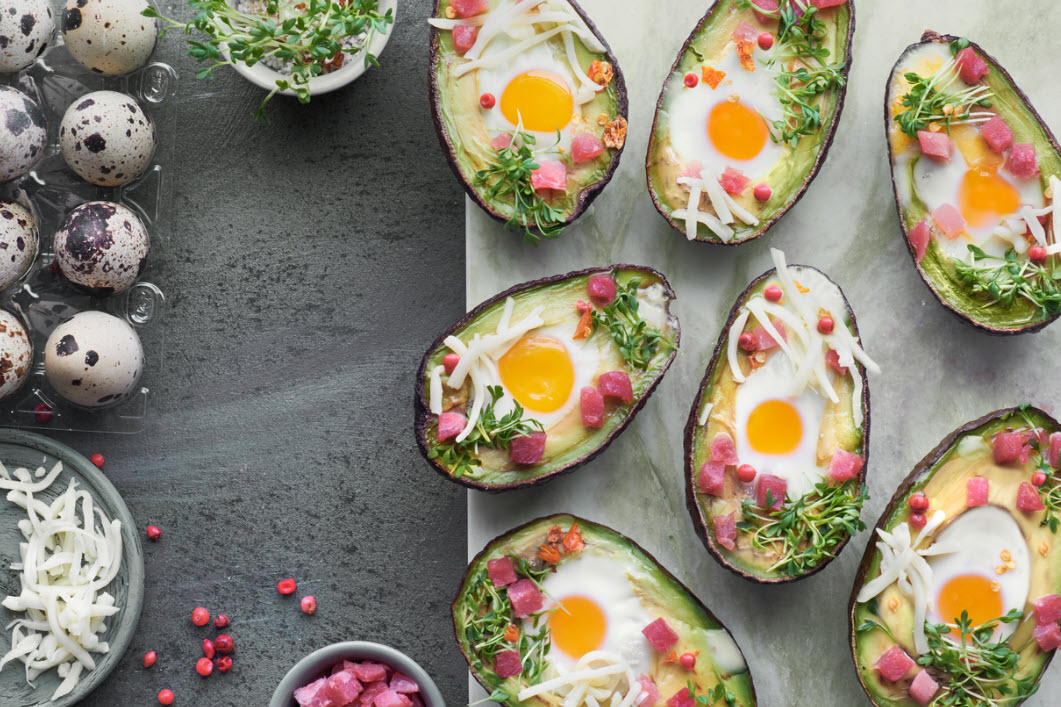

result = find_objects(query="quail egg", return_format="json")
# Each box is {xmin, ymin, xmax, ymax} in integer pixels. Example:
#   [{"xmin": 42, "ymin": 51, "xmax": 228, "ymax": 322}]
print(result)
[
  {"xmin": 55, "ymin": 201, "xmax": 148, "ymax": 295},
  {"xmin": 0, "ymin": 309, "xmax": 31, "ymax": 400},
  {"xmin": 61, "ymin": 0, "xmax": 156, "ymax": 75},
  {"xmin": 59, "ymin": 90, "xmax": 155, "ymax": 186},
  {"xmin": 0, "ymin": 0, "xmax": 55, "ymax": 73},
  {"xmin": 0, "ymin": 85, "xmax": 46, "ymax": 182},
  {"xmin": 0, "ymin": 200, "xmax": 37, "ymax": 290},
  {"xmin": 44, "ymin": 310, "xmax": 143, "ymax": 408}
]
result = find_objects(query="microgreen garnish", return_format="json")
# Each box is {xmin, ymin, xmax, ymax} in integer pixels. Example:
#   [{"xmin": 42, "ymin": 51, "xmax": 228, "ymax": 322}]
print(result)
[
  {"xmin": 591, "ymin": 278, "xmax": 676, "ymax": 370},
  {"xmin": 428, "ymin": 385, "xmax": 544, "ymax": 480},
  {"xmin": 893, "ymin": 39, "xmax": 992, "ymax": 138},
  {"xmin": 737, "ymin": 480, "xmax": 867, "ymax": 577},
  {"xmin": 474, "ymin": 131, "xmax": 565, "ymax": 246},
  {"xmin": 144, "ymin": 0, "xmax": 393, "ymax": 124},
  {"xmin": 687, "ymin": 679, "xmax": 737, "ymax": 707},
  {"xmin": 953, "ymin": 246, "xmax": 1061, "ymax": 318},
  {"xmin": 855, "ymin": 616, "xmax": 895, "ymax": 641}
]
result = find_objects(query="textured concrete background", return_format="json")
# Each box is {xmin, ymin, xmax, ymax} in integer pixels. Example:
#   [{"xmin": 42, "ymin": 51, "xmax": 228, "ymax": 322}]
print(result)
[{"xmin": 48, "ymin": 2, "xmax": 470, "ymax": 704}]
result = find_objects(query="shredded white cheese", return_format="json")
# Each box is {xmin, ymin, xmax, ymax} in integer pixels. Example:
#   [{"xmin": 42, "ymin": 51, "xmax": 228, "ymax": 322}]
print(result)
[
  {"xmin": 428, "ymin": 365, "xmax": 445, "ymax": 416},
  {"xmin": 517, "ymin": 650, "xmax": 644, "ymax": 707},
  {"xmin": 675, "ymin": 176, "xmax": 734, "ymax": 242},
  {"xmin": 699, "ymin": 170, "xmax": 734, "ymax": 226},
  {"xmin": 1051, "ymin": 176, "xmax": 1061, "ymax": 252},
  {"xmin": 1021, "ymin": 206, "xmax": 1047, "ymax": 246},
  {"xmin": 698, "ymin": 402, "xmax": 714, "ymax": 427}
]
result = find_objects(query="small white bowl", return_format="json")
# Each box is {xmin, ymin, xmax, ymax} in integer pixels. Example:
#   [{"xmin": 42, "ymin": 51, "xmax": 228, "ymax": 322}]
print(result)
[{"xmin": 226, "ymin": 0, "xmax": 397, "ymax": 97}]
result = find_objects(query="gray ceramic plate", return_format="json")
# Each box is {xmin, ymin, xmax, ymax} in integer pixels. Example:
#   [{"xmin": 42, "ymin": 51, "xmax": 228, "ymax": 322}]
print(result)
[{"xmin": 0, "ymin": 429, "xmax": 144, "ymax": 706}]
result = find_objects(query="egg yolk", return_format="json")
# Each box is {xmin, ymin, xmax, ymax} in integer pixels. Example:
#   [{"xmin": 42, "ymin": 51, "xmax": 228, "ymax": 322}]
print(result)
[
  {"xmin": 500, "ymin": 70, "xmax": 574, "ymax": 133},
  {"xmin": 746, "ymin": 399, "xmax": 803, "ymax": 455},
  {"xmin": 707, "ymin": 101, "xmax": 769, "ymax": 161},
  {"xmin": 498, "ymin": 334, "xmax": 575, "ymax": 413},
  {"xmin": 959, "ymin": 169, "xmax": 1021, "ymax": 228},
  {"xmin": 937, "ymin": 573, "xmax": 1003, "ymax": 628},
  {"xmin": 548, "ymin": 595, "xmax": 607, "ymax": 659}
]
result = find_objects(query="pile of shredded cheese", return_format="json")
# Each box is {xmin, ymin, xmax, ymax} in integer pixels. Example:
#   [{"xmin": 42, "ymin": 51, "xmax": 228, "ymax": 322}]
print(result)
[
  {"xmin": 673, "ymin": 169, "xmax": 759, "ymax": 242},
  {"xmin": 0, "ymin": 461, "xmax": 123, "ymax": 701},
  {"xmin": 988, "ymin": 175, "xmax": 1058, "ymax": 255},
  {"xmin": 517, "ymin": 650, "xmax": 647, "ymax": 707}
]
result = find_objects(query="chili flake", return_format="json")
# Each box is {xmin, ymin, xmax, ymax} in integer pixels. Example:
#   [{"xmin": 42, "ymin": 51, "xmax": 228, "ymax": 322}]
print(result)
[
  {"xmin": 701, "ymin": 66, "xmax": 726, "ymax": 89},
  {"xmin": 588, "ymin": 60, "xmax": 614, "ymax": 87},
  {"xmin": 602, "ymin": 116, "xmax": 628, "ymax": 149}
]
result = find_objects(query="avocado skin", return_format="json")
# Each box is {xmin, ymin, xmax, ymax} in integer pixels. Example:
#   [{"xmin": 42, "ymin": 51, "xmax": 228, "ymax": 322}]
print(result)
[
  {"xmin": 414, "ymin": 265, "xmax": 680, "ymax": 492},
  {"xmin": 453, "ymin": 513, "xmax": 758, "ymax": 705},
  {"xmin": 427, "ymin": 0, "xmax": 629, "ymax": 233},
  {"xmin": 645, "ymin": 0, "xmax": 856, "ymax": 245},
  {"xmin": 888, "ymin": 31, "xmax": 1061, "ymax": 335},
  {"xmin": 683, "ymin": 265, "xmax": 870, "ymax": 584},
  {"xmin": 847, "ymin": 405, "xmax": 1061, "ymax": 706}
]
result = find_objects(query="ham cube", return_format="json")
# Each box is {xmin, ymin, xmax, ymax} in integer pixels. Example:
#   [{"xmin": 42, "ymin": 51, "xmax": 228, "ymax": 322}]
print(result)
[
  {"xmin": 710, "ymin": 432, "xmax": 740, "ymax": 465},
  {"xmin": 642, "ymin": 617, "xmax": 679, "ymax": 654},
  {"xmin": 294, "ymin": 678, "xmax": 328, "ymax": 707},
  {"xmin": 714, "ymin": 512, "xmax": 737, "ymax": 550},
  {"xmin": 750, "ymin": 320, "xmax": 786, "ymax": 351},
  {"xmin": 587, "ymin": 274, "xmax": 617, "ymax": 305},
  {"xmin": 509, "ymin": 430, "xmax": 546, "ymax": 465},
  {"xmin": 324, "ymin": 671, "xmax": 364, "ymax": 704},
  {"xmin": 874, "ymin": 645, "xmax": 915, "ymax": 682},
  {"xmin": 955, "ymin": 47, "xmax": 989, "ymax": 84},
  {"xmin": 681, "ymin": 160, "xmax": 704, "ymax": 178},
  {"xmin": 1033, "ymin": 594, "xmax": 1061, "ymax": 626},
  {"xmin": 375, "ymin": 689, "xmax": 410, "ymax": 707},
  {"xmin": 750, "ymin": 0, "xmax": 779, "ymax": 23},
  {"xmin": 597, "ymin": 371, "xmax": 633, "ymax": 404},
  {"xmin": 966, "ymin": 476, "xmax": 989, "ymax": 507},
  {"xmin": 580, "ymin": 386, "xmax": 605, "ymax": 429},
  {"xmin": 530, "ymin": 160, "xmax": 567, "ymax": 193},
  {"xmin": 507, "ymin": 579, "xmax": 544, "ymax": 618},
  {"xmin": 980, "ymin": 115, "xmax": 1013, "ymax": 153},
  {"xmin": 720, "ymin": 167, "xmax": 750, "ymax": 195},
  {"xmin": 909, "ymin": 669, "xmax": 939, "ymax": 706},
  {"xmin": 451, "ymin": 0, "xmax": 490, "ymax": 19},
  {"xmin": 493, "ymin": 650, "xmax": 523, "ymax": 678},
  {"xmin": 452, "ymin": 25, "xmax": 478, "ymax": 55},
  {"xmin": 917, "ymin": 130, "xmax": 952, "ymax": 161},
  {"xmin": 993, "ymin": 431, "xmax": 1029, "ymax": 465},
  {"xmin": 697, "ymin": 460, "xmax": 726, "ymax": 496},
  {"xmin": 1007, "ymin": 143, "xmax": 1040, "ymax": 179},
  {"xmin": 1017, "ymin": 482, "xmax": 1046, "ymax": 512},
  {"xmin": 908, "ymin": 218, "xmax": 930, "ymax": 263},
  {"xmin": 931, "ymin": 204, "xmax": 966, "ymax": 239},
  {"xmin": 487, "ymin": 557, "xmax": 517, "ymax": 588},
  {"xmin": 436, "ymin": 412, "xmax": 465, "ymax": 443},
  {"xmin": 490, "ymin": 133, "xmax": 511, "ymax": 151},
  {"xmin": 826, "ymin": 349, "xmax": 848, "ymax": 375},
  {"xmin": 359, "ymin": 682, "xmax": 388, "ymax": 706},
  {"xmin": 667, "ymin": 688, "xmax": 695, "ymax": 707},
  {"xmin": 351, "ymin": 663, "xmax": 388, "ymax": 683},
  {"xmin": 637, "ymin": 675, "xmax": 661, "ymax": 707},
  {"xmin": 733, "ymin": 20, "xmax": 758, "ymax": 44},
  {"xmin": 1050, "ymin": 432, "xmax": 1061, "ymax": 469},
  {"xmin": 756, "ymin": 474, "xmax": 787, "ymax": 510},
  {"xmin": 828, "ymin": 449, "xmax": 864, "ymax": 482},
  {"xmin": 1034, "ymin": 622, "xmax": 1061, "ymax": 651},
  {"xmin": 571, "ymin": 132, "xmax": 605, "ymax": 164},
  {"xmin": 810, "ymin": 0, "xmax": 847, "ymax": 6}
]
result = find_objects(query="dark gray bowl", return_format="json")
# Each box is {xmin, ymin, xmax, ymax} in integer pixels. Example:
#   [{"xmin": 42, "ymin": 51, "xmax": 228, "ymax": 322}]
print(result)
[
  {"xmin": 0, "ymin": 429, "xmax": 144, "ymax": 706},
  {"xmin": 270, "ymin": 641, "xmax": 445, "ymax": 707}
]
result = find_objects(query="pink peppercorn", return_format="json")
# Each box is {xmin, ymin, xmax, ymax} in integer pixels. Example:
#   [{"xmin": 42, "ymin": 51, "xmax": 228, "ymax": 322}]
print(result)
[
  {"xmin": 191, "ymin": 607, "xmax": 210, "ymax": 627},
  {"xmin": 277, "ymin": 578, "xmax": 297, "ymax": 595},
  {"xmin": 202, "ymin": 639, "xmax": 215, "ymax": 660},
  {"xmin": 90, "ymin": 453, "xmax": 104, "ymax": 469},
  {"xmin": 764, "ymin": 284, "xmax": 783, "ymax": 302},
  {"xmin": 143, "ymin": 651, "xmax": 157, "ymax": 668},
  {"xmin": 737, "ymin": 464, "xmax": 757, "ymax": 483},
  {"xmin": 33, "ymin": 403, "xmax": 52, "ymax": 424},
  {"xmin": 1032, "ymin": 471, "xmax": 1047, "ymax": 487},
  {"xmin": 757, "ymin": 32, "xmax": 774, "ymax": 50},
  {"xmin": 753, "ymin": 183, "xmax": 772, "ymax": 202},
  {"xmin": 684, "ymin": 72, "xmax": 699, "ymax": 88},
  {"xmin": 146, "ymin": 525, "xmax": 161, "ymax": 541},
  {"xmin": 158, "ymin": 689, "xmax": 175, "ymax": 705},
  {"xmin": 301, "ymin": 595, "xmax": 317, "ymax": 615},
  {"xmin": 216, "ymin": 656, "xmax": 233, "ymax": 673},
  {"xmin": 214, "ymin": 634, "xmax": 234, "ymax": 655},
  {"xmin": 214, "ymin": 614, "xmax": 230, "ymax": 629},
  {"xmin": 196, "ymin": 657, "xmax": 213, "ymax": 677}
]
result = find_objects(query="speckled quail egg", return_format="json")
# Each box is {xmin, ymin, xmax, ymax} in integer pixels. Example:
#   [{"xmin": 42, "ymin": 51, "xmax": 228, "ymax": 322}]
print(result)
[
  {"xmin": 0, "ymin": 85, "xmax": 46, "ymax": 182},
  {"xmin": 44, "ymin": 310, "xmax": 143, "ymax": 408},
  {"xmin": 0, "ymin": 309, "xmax": 31, "ymax": 400},
  {"xmin": 59, "ymin": 90, "xmax": 155, "ymax": 186},
  {"xmin": 61, "ymin": 0, "xmax": 156, "ymax": 75},
  {"xmin": 0, "ymin": 0, "xmax": 55, "ymax": 73},
  {"xmin": 55, "ymin": 201, "xmax": 148, "ymax": 295},
  {"xmin": 0, "ymin": 200, "xmax": 37, "ymax": 290}
]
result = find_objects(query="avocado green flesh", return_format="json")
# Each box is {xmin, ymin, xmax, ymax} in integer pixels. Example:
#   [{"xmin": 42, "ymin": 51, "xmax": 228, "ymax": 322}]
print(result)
[
  {"xmin": 689, "ymin": 270, "xmax": 863, "ymax": 579},
  {"xmin": 647, "ymin": 0, "xmax": 852, "ymax": 243},
  {"xmin": 454, "ymin": 515, "xmax": 756, "ymax": 706},
  {"xmin": 852, "ymin": 410, "xmax": 1061, "ymax": 706},
  {"xmin": 423, "ymin": 269, "xmax": 677, "ymax": 487},
  {"xmin": 889, "ymin": 41, "xmax": 1061, "ymax": 331},
  {"xmin": 431, "ymin": 0, "xmax": 622, "ymax": 225}
]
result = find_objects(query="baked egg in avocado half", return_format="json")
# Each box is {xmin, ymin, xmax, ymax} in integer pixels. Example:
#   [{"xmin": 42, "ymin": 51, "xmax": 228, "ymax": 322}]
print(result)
[
  {"xmin": 887, "ymin": 32, "xmax": 1061, "ymax": 334},
  {"xmin": 646, "ymin": 0, "xmax": 854, "ymax": 245},
  {"xmin": 851, "ymin": 406, "xmax": 1061, "ymax": 707},
  {"xmin": 686, "ymin": 249, "xmax": 878, "ymax": 583},
  {"xmin": 428, "ymin": 0, "xmax": 628, "ymax": 244},
  {"xmin": 415, "ymin": 266, "xmax": 679, "ymax": 491},
  {"xmin": 454, "ymin": 514, "xmax": 757, "ymax": 707}
]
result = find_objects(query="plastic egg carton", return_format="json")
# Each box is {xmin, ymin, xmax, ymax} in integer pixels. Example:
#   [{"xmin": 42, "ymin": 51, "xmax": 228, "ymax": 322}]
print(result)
[{"xmin": 0, "ymin": 36, "xmax": 177, "ymax": 434}]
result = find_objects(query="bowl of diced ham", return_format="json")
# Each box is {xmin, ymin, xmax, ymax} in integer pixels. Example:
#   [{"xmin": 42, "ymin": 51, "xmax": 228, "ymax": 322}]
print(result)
[{"xmin": 269, "ymin": 641, "xmax": 444, "ymax": 707}]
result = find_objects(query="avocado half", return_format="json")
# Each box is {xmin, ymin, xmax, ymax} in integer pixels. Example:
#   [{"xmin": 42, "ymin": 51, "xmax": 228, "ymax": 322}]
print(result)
[
  {"xmin": 886, "ymin": 32, "xmax": 1061, "ymax": 334},
  {"xmin": 454, "ymin": 514, "xmax": 757, "ymax": 706},
  {"xmin": 685, "ymin": 264, "xmax": 870, "ymax": 583},
  {"xmin": 849, "ymin": 406, "xmax": 1061, "ymax": 706},
  {"xmin": 414, "ymin": 266, "xmax": 680, "ymax": 492},
  {"xmin": 646, "ymin": 0, "xmax": 855, "ymax": 245},
  {"xmin": 428, "ymin": 0, "xmax": 628, "ymax": 235}
]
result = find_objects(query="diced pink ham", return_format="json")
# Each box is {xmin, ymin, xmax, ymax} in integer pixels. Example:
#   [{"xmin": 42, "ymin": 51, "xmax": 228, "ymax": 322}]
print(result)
[
  {"xmin": 294, "ymin": 678, "xmax": 328, "ymax": 707},
  {"xmin": 917, "ymin": 130, "xmax": 952, "ymax": 162},
  {"xmin": 530, "ymin": 160, "xmax": 567, "ymax": 192},
  {"xmin": 359, "ymin": 682, "xmax": 388, "ymax": 706},
  {"xmin": 826, "ymin": 349, "xmax": 848, "ymax": 375},
  {"xmin": 571, "ymin": 132, "xmax": 605, "ymax": 164},
  {"xmin": 810, "ymin": 0, "xmax": 847, "ymax": 7},
  {"xmin": 451, "ymin": 0, "xmax": 490, "ymax": 19},
  {"xmin": 487, "ymin": 557, "xmax": 517, "ymax": 588},
  {"xmin": 993, "ymin": 431, "xmax": 1029, "ymax": 465},
  {"xmin": 750, "ymin": 0, "xmax": 779, "ymax": 23},
  {"xmin": 351, "ymin": 663, "xmax": 388, "ymax": 683},
  {"xmin": 966, "ymin": 477, "xmax": 989, "ymax": 507},
  {"xmin": 720, "ymin": 167, "xmax": 750, "ymax": 195},
  {"xmin": 333, "ymin": 660, "xmax": 357, "ymax": 675},
  {"xmin": 580, "ymin": 386, "xmax": 605, "ymax": 429},
  {"xmin": 756, "ymin": 474, "xmax": 787, "ymax": 511},
  {"xmin": 980, "ymin": 115, "xmax": 1013, "ymax": 153},
  {"xmin": 681, "ymin": 160, "xmax": 704, "ymax": 179},
  {"xmin": 324, "ymin": 671, "xmax": 364, "ymax": 705},
  {"xmin": 597, "ymin": 371, "xmax": 633, "ymax": 404},
  {"xmin": 375, "ymin": 689, "xmax": 410, "ymax": 707},
  {"xmin": 509, "ymin": 430, "xmax": 546, "ymax": 465},
  {"xmin": 1017, "ymin": 482, "xmax": 1046, "ymax": 512},
  {"xmin": 1050, "ymin": 432, "xmax": 1061, "ymax": 469},
  {"xmin": 955, "ymin": 47, "xmax": 989, "ymax": 84},
  {"xmin": 452, "ymin": 25, "xmax": 478, "ymax": 55},
  {"xmin": 714, "ymin": 512, "xmax": 737, "ymax": 550},
  {"xmin": 908, "ymin": 218, "xmax": 930, "ymax": 263},
  {"xmin": 642, "ymin": 617, "xmax": 679, "ymax": 654},
  {"xmin": 637, "ymin": 675, "xmax": 661, "ymax": 707},
  {"xmin": 909, "ymin": 670, "xmax": 939, "ymax": 706},
  {"xmin": 493, "ymin": 650, "xmax": 523, "ymax": 678},
  {"xmin": 587, "ymin": 274, "xmax": 618, "ymax": 305},
  {"xmin": 931, "ymin": 204, "xmax": 966, "ymax": 239},
  {"xmin": 698, "ymin": 460, "xmax": 726, "ymax": 496},
  {"xmin": 1034, "ymin": 622, "xmax": 1061, "ymax": 651},
  {"xmin": 490, "ymin": 133, "xmax": 511, "ymax": 151},
  {"xmin": 1007, "ymin": 143, "xmax": 1040, "ymax": 179},
  {"xmin": 436, "ymin": 412, "xmax": 465, "ymax": 443},
  {"xmin": 750, "ymin": 320, "xmax": 786, "ymax": 351},
  {"xmin": 828, "ymin": 449, "xmax": 864, "ymax": 482},
  {"xmin": 874, "ymin": 645, "xmax": 915, "ymax": 682},
  {"xmin": 733, "ymin": 20, "xmax": 758, "ymax": 44},
  {"xmin": 667, "ymin": 688, "xmax": 695, "ymax": 707},
  {"xmin": 507, "ymin": 578, "xmax": 544, "ymax": 618},
  {"xmin": 710, "ymin": 432, "xmax": 739, "ymax": 465},
  {"xmin": 1033, "ymin": 594, "xmax": 1061, "ymax": 626}
]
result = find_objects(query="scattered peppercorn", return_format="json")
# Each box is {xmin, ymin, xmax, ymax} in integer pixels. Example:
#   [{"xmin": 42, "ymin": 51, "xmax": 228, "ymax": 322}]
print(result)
[
  {"xmin": 753, "ymin": 183, "xmax": 772, "ymax": 202},
  {"xmin": 301, "ymin": 595, "xmax": 317, "ymax": 615},
  {"xmin": 191, "ymin": 607, "xmax": 210, "ymax": 627},
  {"xmin": 738, "ymin": 333, "xmax": 756, "ymax": 352},
  {"xmin": 277, "ymin": 578, "xmax": 297, "ymax": 595},
  {"xmin": 90, "ymin": 453, "xmax": 104, "ymax": 469},
  {"xmin": 158, "ymin": 689, "xmax": 175, "ymax": 705},
  {"xmin": 908, "ymin": 493, "xmax": 929, "ymax": 512},
  {"xmin": 146, "ymin": 525, "xmax": 162, "ymax": 541},
  {"xmin": 1032, "ymin": 471, "xmax": 1047, "ymax": 487},
  {"xmin": 764, "ymin": 284, "xmax": 783, "ymax": 302},
  {"xmin": 909, "ymin": 512, "xmax": 927, "ymax": 530},
  {"xmin": 196, "ymin": 657, "xmax": 213, "ymax": 677},
  {"xmin": 817, "ymin": 316, "xmax": 834, "ymax": 335},
  {"xmin": 33, "ymin": 403, "xmax": 52, "ymax": 424},
  {"xmin": 214, "ymin": 634, "xmax": 235, "ymax": 655},
  {"xmin": 479, "ymin": 93, "xmax": 496, "ymax": 109},
  {"xmin": 203, "ymin": 639, "xmax": 215, "ymax": 660},
  {"xmin": 757, "ymin": 32, "xmax": 774, "ymax": 50},
  {"xmin": 143, "ymin": 651, "xmax": 157, "ymax": 668},
  {"xmin": 684, "ymin": 72, "xmax": 699, "ymax": 88},
  {"xmin": 737, "ymin": 464, "xmax": 757, "ymax": 483},
  {"xmin": 216, "ymin": 656, "xmax": 233, "ymax": 673},
  {"xmin": 679, "ymin": 652, "xmax": 697, "ymax": 670},
  {"xmin": 214, "ymin": 614, "xmax": 230, "ymax": 629}
]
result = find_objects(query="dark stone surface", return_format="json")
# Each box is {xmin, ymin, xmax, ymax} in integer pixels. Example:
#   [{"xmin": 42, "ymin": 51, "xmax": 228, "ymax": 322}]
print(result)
[{"xmin": 52, "ymin": 2, "xmax": 470, "ymax": 704}]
